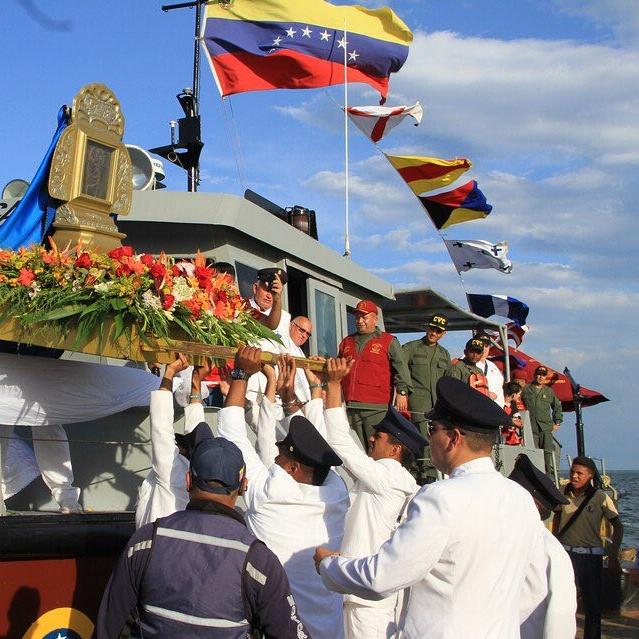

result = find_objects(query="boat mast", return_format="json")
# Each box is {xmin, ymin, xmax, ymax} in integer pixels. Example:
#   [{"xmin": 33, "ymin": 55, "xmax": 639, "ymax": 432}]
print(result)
[{"xmin": 157, "ymin": 0, "xmax": 207, "ymax": 192}]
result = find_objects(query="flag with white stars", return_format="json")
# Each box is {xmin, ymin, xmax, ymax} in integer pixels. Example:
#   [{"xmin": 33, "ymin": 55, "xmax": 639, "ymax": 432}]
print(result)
[{"xmin": 202, "ymin": 0, "xmax": 412, "ymax": 101}]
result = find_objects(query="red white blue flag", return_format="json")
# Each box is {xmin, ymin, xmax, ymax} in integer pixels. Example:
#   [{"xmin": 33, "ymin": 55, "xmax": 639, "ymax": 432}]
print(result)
[
  {"xmin": 346, "ymin": 102, "xmax": 422, "ymax": 142},
  {"xmin": 201, "ymin": 0, "xmax": 412, "ymax": 101}
]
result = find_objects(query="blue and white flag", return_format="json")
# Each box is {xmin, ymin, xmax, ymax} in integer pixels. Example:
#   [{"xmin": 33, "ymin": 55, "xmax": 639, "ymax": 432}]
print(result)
[
  {"xmin": 444, "ymin": 239, "xmax": 512, "ymax": 274},
  {"xmin": 467, "ymin": 293, "xmax": 529, "ymax": 327}
]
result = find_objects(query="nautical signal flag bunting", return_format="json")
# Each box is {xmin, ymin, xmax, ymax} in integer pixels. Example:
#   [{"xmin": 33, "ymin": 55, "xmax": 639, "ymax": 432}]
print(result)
[
  {"xmin": 385, "ymin": 155, "xmax": 472, "ymax": 196},
  {"xmin": 419, "ymin": 181, "xmax": 493, "ymax": 230},
  {"xmin": 202, "ymin": 0, "xmax": 412, "ymax": 101}
]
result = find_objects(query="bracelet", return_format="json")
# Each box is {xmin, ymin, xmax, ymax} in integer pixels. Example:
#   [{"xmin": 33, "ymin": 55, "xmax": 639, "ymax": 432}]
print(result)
[
  {"xmin": 189, "ymin": 393, "xmax": 202, "ymax": 401},
  {"xmin": 309, "ymin": 383, "xmax": 323, "ymax": 390},
  {"xmin": 282, "ymin": 398, "xmax": 305, "ymax": 408}
]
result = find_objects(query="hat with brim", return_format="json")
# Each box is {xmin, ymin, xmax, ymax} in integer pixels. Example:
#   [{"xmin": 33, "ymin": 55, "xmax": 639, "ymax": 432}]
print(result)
[
  {"xmin": 354, "ymin": 299, "xmax": 378, "ymax": 315},
  {"xmin": 190, "ymin": 437, "xmax": 245, "ymax": 495},
  {"xmin": 508, "ymin": 453, "xmax": 569, "ymax": 510},
  {"xmin": 427, "ymin": 376, "xmax": 512, "ymax": 433},
  {"xmin": 374, "ymin": 407, "xmax": 428, "ymax": 456},
  {"xmin": 256, "ymin": 267, "xmax": 288, "ymax": 286},
  {"xmin": 277, "ymin": 416, "xmax": 342, "ymax": 469},
  {"xmin": 427, "ymin": 314, "xmax": 448, "ymax": 331},
  {"xmin": 465, "ymin": 338, "xmax": 485, "ymax": 353},
  {"xmin": 175, "ymin": 421, "xmax": 214, "ymax": 459}
]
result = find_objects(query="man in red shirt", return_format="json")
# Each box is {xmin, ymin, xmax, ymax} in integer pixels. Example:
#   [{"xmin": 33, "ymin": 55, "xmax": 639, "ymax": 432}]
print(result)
[{"xmin": 338, "ymin": 300, "xmax": 411, "ymax": 446}]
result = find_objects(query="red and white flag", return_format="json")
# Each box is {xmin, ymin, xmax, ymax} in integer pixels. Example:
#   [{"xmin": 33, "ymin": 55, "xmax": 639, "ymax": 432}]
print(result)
[
  {"xmin": 345, "ymin": 102, "xmax": 423, "ymax": 142},
  {"xmin": 483, "ymin": 322, "xmax": 529, "ymax": 349}
]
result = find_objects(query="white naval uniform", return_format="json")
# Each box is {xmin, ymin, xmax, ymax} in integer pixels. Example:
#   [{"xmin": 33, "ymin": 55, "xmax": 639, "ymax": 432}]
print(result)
[
  {"xmin": 320, "ymin": 457, "xmax": 548, "ymax": 639},
  {"xmin": 217, "ymin": 405, "xmax": 349, "ymax": 639},
  {"xmin": 324, "ymin": 406, "xmax": 417, "ymax": 638},
  {"xmin": 520, "ymin": 526, "xmax": 576, "ymax": 639},
  {"xmin": 135, "ymin": 391, "xmax": 205, "ymax": 528},
  {"xmin": 478, "ymin": 359, "xmax": 505, "ymax": 407}
]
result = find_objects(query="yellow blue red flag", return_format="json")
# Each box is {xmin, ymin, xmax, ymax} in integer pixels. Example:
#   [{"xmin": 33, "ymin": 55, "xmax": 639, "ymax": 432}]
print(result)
[
  {"xmin": 419, "ymin": 181, "xmax": 493, "ymax": 230},
  {"xmin": 202, "ymin": 0, "xmax": 412, "ymax": 101}
]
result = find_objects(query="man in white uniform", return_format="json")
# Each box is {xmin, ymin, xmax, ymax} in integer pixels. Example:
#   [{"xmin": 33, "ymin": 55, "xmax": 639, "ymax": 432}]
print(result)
[
  {"xmin": 218, "ymin": 346, "xmax": 349, "ymax": 639},
  {"xmin": 321, "ymin": 357, "xmax": 426, "ymax": 638},
  {"xmin": 315, "ymin": 376, "xmax": 548, "ymax": 639},
  {"xmin": 477, "ymin": 333, "xmax": 505, "ymax": 407},
  {"xmin": 248, "ymin": 268, "xmax": 290, "ymax": 340},
  {"xmin": 508, "ymin": 454, "xmax": 577, "ymax": 639},
  {"xmin": 135, "ymin": 355, "xmax": 212, "ymax": 528}
]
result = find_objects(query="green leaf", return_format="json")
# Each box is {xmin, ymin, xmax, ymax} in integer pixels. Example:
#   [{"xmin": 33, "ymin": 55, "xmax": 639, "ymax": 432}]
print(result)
[{"xmin": 40, "ymin": 304, "xmax": 85, "ymax": 320}]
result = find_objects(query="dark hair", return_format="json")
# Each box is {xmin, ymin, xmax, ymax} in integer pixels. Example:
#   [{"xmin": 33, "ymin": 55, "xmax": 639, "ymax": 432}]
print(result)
[
  {"xmin": 214, "ymin": 261, "xmax": 236, "ymax": 279},
  {"xmin": 312, "ymin": 466, "xmax": 330, "ymax": 486},
  {"xmin": 461, "ymin": 429, "xmax": 498, "ymax": 452},
  {"xmin": 571, "ymin": 456, "xmax": 601, "ymax": 489},
  {"xmin": 387, "ymin": 433, "xmax": 417, "ymax": 469},
  {"xmin": 503, "ymin": 381, "xmax": 521, "ymax": 397}
]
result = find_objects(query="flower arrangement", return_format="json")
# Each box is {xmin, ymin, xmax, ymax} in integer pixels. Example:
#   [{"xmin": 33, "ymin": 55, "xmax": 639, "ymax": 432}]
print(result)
[{"xmin": 0, "ymin": 243, "xmax": 276, "ymax": 350}]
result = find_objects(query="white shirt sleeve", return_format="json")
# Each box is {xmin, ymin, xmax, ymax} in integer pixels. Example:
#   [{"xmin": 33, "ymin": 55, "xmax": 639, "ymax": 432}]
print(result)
[
  {"xmin": 324, "ymin": 406, "xmax": 393, "ymax": 494},
  {"xmin": 302, "ymin": 398, "xmax": 327, "ymax": 438},
  {"xmin": 172, "ymin": 366, "xmax": 210, "ymax": 408},
  {"xmin": 255, "ymin": 396, "xmax": 279, "ymax": 466},
  {"xmin": 319, "ymin": 484, "xmax": 450, "ymax": 599},
  {"xmin": 149, "ymin": 391, "xmax": 178, "ymax": 486},
  {"xmin": 518, "ymin": 523, "xmax": 551, "ymax": 625},
  {"xmin": 183, "ymin": 402, "xmax": 206, "ymax": 434}
]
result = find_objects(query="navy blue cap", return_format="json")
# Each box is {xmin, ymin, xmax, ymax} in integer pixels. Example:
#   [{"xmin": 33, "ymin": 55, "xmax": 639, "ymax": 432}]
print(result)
[
  {"xmin": 428, "ymin": 376, "xmax": 511, "ymax": 433},
  {"xmin": 277, "ymin": 416, "xmax": 342, "ymax": 469},
  {"xmin": 374, "ymin": 407, "xmax": 428, "ymax": 456},
  {"xmin": 509, "ymin": 454, "xmax": 569, "ymax": 510},
  {"xmin": 465, "ymin": 338, "xmax": 485, "ymax": 352},
  {"xmin": 175, "ymin": 421, "xmax": 213, "ymax": 459},
  {"xmin": 190, "ymin": 438, "xmax": 245, "ymax": 495},
  {"xmin": 256, "ymin": 267, "xmax": 288, "ymax": 286}
]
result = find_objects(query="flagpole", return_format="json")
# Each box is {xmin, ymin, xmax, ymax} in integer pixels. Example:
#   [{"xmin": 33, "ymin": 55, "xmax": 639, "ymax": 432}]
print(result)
[{"xmin": 343, "ymin": 20, "xmax": 351, "ymax": 258}]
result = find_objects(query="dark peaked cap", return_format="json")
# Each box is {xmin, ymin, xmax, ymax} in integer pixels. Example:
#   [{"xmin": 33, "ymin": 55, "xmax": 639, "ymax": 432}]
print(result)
[
  {"xmin": 374, "ymin": 407, "xmax": 428, "ymax": 455},
  {"xmin": 277, "ymin": 416, "xmax": 342, "ymax": 469},
  {"xmin": 256, "ymin": 267, "xmax": 288, "ymax": 286},
  {"xmin": 428, "ymin": 376, "xmax": 512, "ymax": 433},
  {"xmin": 175, "ymin": 421, "xmax": 214, "ymax": 458},
  {"xmin": 509, "ymin": 453, "xmax": 569, "ymax": 511}
]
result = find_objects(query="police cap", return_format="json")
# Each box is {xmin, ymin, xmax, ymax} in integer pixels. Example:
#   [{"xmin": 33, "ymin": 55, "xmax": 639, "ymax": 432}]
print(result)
[
  {"xmin": 465, "ymin": 338, "xmax": 485, "ymax": 353},
  {"xmin": 277, "ymin": 416, "xmax": 342, "ymax": 469},
  {"xmin": 508, "ymin": 453, "xmax": 569, "ymax": 510},
  {"xmin": 256, "ymin": 267, "xmax": 288, "ymax": 287},
  {"xmin": 190, "ymin": 437, "xmax": 246, "ymax": 495},
  {"xmin": 175, "ymin": 421, "xmax": 213, "ymax": 459},
  {"xmin": 374, "ymin": 406, "xmax": 428, "ymax": 456},
  {"xmin": 428, "ymin": 376, "xmax": 512, "ymax": 433}
]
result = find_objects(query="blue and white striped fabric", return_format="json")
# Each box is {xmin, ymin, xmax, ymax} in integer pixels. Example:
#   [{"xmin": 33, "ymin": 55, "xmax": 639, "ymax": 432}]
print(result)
[{"xmin": 467, "ymin": 294, "xmax": 529, "ymax": 327}]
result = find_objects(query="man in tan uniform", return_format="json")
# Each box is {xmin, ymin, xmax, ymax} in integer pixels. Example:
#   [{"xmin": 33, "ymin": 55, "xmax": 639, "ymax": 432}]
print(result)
[{"xmin": 555, "ymin": 456, "xmax": 623, "ymax": 639}]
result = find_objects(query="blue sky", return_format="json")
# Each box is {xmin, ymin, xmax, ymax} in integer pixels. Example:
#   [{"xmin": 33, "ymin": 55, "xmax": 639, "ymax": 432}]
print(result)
[{"xmin": 2, "ymin": 1, "xmax": 638, "ymax": 469}]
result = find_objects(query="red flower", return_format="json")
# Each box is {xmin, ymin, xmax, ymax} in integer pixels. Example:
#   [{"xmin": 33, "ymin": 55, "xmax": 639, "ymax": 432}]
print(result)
[
  {"xmin": 75, "ymin": 252, "xmax": 92, "ymax": 269},
  {"xmin": 140, "ymin": 253, "xmax": 155, "ymax": 267},
  {"xmin": 17, "ymin": 268, "xmax": 36, "ymax": 286},
  {"xmin": 183, "ymin": 298, "xmax": 202, "ymax": 318},
  {"xmin": 162, "ymin": 294, "xmax": 175, "ymax": 311},
  {"xmin": 150, "ymin": 262, "xmax": 167, "ymax": 287},
  {"xmin": 194, "ymin": 265, "xmax": 213, "ymax": 290},
  {"xmin": 108, "ymin": 246, "xmax": 135, "ymax": 260},
  {"xmin": 116, "ymin": 263, "xmax": 132, "ymax": 278}
]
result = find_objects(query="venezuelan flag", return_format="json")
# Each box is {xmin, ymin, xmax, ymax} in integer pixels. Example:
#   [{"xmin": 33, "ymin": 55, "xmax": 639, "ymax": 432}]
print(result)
[
  {"xmin": 419, "ymin": 181, "xmax": 493, "ymax": 230},
  {"xmin": 385, "ymin": 155, "xmax": 472, "ymax": 195},
  {"xmin": 202, "ymin": 0, "xmax": 412, "ymax": 101}
]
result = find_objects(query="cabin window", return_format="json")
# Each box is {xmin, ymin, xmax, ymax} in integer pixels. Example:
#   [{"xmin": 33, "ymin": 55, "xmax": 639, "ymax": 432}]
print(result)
[
  {"xmin": 314, "ymin": 289, "xmax": 338, "ymax": 357},
  {"xmin": 235, "ymin": 262, "xmax": 258, "ymax": 300}
]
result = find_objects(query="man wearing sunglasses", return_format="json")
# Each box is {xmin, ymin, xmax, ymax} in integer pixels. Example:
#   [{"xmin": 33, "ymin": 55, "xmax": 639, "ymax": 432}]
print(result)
[{"xmin": 315, "ymin": 377, "xmax": 547, "ymax": 639}]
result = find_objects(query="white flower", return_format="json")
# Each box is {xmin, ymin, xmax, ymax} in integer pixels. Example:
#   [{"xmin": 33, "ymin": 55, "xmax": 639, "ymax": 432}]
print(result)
[
  {"xmin": 28, "ymin": 283, "xmax": 41, "ymax": 299},
  {"xmin": 171, "ymin": 276, "xmax": 194, "ymax": 302},
  {"xmin": 94, "ymin": 282, "xmax": 114, "ymax": 294},
  {"xmin": 141, "ymin": 290, "xmax": 162, "ymax": 310}
]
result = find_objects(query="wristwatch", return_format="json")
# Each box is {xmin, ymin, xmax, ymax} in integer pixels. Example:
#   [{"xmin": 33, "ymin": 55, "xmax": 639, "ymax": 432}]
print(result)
[
  {"xmin": 398, "ymin": 390, "xmax": 408, "ymax": 396},
  {"xmin": 230, "ymin": 368, "xmax": 251, "ymax": 382}
]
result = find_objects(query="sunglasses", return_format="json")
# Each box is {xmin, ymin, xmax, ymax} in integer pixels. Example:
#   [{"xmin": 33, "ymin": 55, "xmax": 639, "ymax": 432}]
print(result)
[
  {"xmin": 292, "ymin": 322, "xmax": 312, "ymax": 337},
  {"xmin": 428, "ymin": 326, "xmax": 445, "ymax": 334},
  {"xmin": 425, "ymin": 422, "xmax": 452, "ymax": 440}
]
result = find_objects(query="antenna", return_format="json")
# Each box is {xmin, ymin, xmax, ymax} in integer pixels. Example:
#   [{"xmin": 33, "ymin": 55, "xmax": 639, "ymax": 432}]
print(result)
[
  {"xmin": 564, "ymin": 366, "xmax": 586, "ymax": 457},
  {"xmin": 152, "ymin": 0, "xmax": 209, "ymax": 191}
]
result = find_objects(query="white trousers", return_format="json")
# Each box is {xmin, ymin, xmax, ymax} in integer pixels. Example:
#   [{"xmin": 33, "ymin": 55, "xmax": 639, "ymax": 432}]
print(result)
[
  {"xmin": 344, "ymin": 602, "xmax": 400, "ymax": 639},
  {"xmin": 1, "ymin": 424, "xmax": 80, "ymax": 512}
]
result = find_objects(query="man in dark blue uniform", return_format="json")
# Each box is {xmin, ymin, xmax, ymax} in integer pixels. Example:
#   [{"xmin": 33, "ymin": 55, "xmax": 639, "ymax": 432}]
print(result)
[{"xmin": 96, "ymin": 436, "xmax": 310, "ymax": 639}]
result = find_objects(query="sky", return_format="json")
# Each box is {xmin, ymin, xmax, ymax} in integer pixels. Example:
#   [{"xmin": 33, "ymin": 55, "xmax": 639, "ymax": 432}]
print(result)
[{"xmin": 2, "ymin": 0, "xmax": 638, "ymax": 469}]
